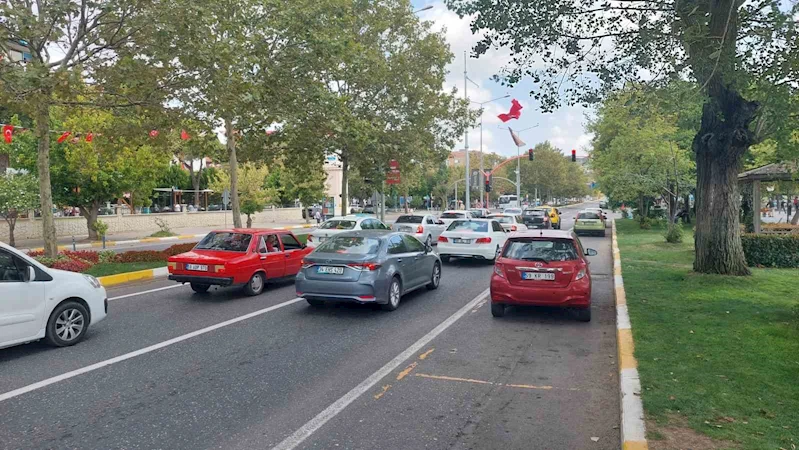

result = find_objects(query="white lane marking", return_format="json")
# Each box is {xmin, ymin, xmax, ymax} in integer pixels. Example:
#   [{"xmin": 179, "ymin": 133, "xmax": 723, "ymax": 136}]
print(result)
[
  {"xmin": 271, "ymin": 288, "xmax": 490, "ymax": 450},
  {"xmin": 109, "ymin": 284, "xmax": 186, "ymax": 301},
  {"xmin": 0, "ymin": 298, "xmax": 304, "ymax": 403}
]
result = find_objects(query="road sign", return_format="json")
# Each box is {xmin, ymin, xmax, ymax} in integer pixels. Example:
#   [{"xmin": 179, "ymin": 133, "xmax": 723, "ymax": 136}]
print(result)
[
  {"xmin": 386, "ymin": 170, "xmax": 401, "ymax": 185},
  {"xmin": 389, "ymin": 159, "xmax": 399, "ymax": 170},
  {"xmin": 222, "ymin": 189, "xmax": 230, "ymax": 205}
]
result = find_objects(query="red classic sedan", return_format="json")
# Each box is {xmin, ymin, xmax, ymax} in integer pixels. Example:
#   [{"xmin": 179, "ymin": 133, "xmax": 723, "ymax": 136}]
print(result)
[
  {"xmin": 168, "ymin": 229, "xmax": 312, "ymax": 295},
  {"xmin": 489, "ymin": 230, "xmax": 597, "ymax": 321}
]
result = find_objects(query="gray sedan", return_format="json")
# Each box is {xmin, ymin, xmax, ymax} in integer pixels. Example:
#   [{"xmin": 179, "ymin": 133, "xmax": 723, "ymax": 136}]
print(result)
[{"xmin": 295, "ymin": 231, "xmax": 441, "ymax": 311}]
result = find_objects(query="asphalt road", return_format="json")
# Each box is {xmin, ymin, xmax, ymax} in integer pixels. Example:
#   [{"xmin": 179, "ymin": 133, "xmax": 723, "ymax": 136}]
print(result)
[{"xmin": 0, "ymin": 203, "xmax": 618, "ymax": 450}]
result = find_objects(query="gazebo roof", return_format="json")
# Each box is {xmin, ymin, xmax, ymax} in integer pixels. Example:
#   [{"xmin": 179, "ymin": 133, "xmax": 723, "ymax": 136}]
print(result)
[{"xmin": 738, "ymin": 162, "xmax": 797, "ymax": 182}]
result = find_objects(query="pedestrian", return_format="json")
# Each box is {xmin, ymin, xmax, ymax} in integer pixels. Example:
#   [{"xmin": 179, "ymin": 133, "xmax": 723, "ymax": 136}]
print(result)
[
  {"xmin": 780, "ymin": 200, "xmax": 787, "ymax": 214},
  {"xmin": 788, "ymin": 202, "xmax": 793, "ymax": 220},
  {"xmin": 314, "ymin": 208, "xmax": 322, "ymax": 225}
]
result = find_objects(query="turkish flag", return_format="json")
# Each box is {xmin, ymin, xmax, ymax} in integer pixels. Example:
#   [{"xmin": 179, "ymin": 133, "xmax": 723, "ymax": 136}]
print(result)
[
  {"xmin": 2, "ymin": 125, "xmax": 12, "ymax": 144},
  {"xmin": 85, "ymin": 132, "xmax": 93, "ymax": 142},
  {"xmin": 149, "ymin": 129, "xmax": 159, "ymax": 138},
  {"xmin": 180, "ymin": 129, "xmax": 190, "ymax": 140},
  {"xmin": 498, "ymin": 99, "xmax": 523, "ymax": 122},
  {"xmin": 57, "ymin": 131, "xmax": 72, "ymax": 143}
]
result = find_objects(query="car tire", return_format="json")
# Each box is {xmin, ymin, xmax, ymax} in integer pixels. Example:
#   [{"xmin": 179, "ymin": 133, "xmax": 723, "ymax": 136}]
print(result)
[
  {"xmin": 190, "ymin": 283, "xmax": 210, "ymax": 293},
  {"xmin": 306, "ymin": 298, "xmax": 324, "ymax": 307},
  {"xmin": 426, "ymin": 262, "xmax": 441, "ymax": 290},
  {"xmin": 440, "ymin": 255, "xmax": 450, "ymax": 263},
  {"xmin": 491, "ymin": 303, "xmax": 506, "ymax": 318},
  {"xmin": 488, "ymin": 246, "xmax": 500, "ymax": 263},
  {"xmin": 45, "ymin": 301, "xmax": 90, "ymax": 347},
  {"xmin": 243, "ymin": 272, "xmax": 266, "ymax": 296},
  {"xmin": 575, "ymin": 307, "xmax": 592, "ymax": 322},
  {"xmin": 381, "ymin": 277, "xmax": 401, "ymax": 311}
]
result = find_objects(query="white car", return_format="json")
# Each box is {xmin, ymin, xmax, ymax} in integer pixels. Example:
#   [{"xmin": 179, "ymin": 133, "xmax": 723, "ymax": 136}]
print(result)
[
  {"xmin": 438, "ymin": 210, "xmax": 471, "ymax": 228},
  {"xmin": 391, "ymin": 214, "xmax": 446, "ymax": 247},
  {"xmin": 0, "ymin": 241, "xmax": 108, "ymax": 350},
  {"xmin": 503, "ymin": 207, "xmax": 523, "ymax": 216},
  {"xmin": 469, "ymin": 208, "xmax": 491, "ymax": 218},
  {"xmin": 437, "ymin": 219, "xmax": 508, "ymax": 262},
  {"xmin": 487, "ymin": 214, "xmax": 529, "ymax": 233},
  {"xmin": 306, "ymin": 215, "xmax": 390, "ymax": 247}
]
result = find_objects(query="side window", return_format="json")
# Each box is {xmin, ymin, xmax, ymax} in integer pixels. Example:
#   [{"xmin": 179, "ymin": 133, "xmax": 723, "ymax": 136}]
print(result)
[
  {"xmin": 264, "ymin": 234, "xmax": 281, "ymax": 252},
  {"xmin": 376, "ymin": 221, "xmax": 390, "ymax": 230},
  {"xmin": 257, "ymin": 236, "xmax": 268, "ymax": 253},
  {"xmin": 426, "ymin": 216, "xmax": 435, "ymax": 225},
  {"xmin": 402, "ymin": 235, "xmax": 425, "ymax": 252},
  {"xmin": 387, "ymin": 235, "xmax": 407, "ymax": 254},
  {"xmin": 0, "ymin": 251, "xmax": 24, "ymax": 282},
  {"xmin": 492, "ymin": 221, "xmax": 504, "ymax": 232},
  {"xmin": 280, "ymin": 233, "xmax": 303, "ymax": 250},
  {"xmin": 360, "ymin": 220, "xmax": 373, "ymax": 230}
]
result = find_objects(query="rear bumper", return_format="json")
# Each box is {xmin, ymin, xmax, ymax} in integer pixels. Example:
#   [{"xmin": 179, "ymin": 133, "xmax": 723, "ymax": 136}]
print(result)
[
  {"xmin": 438, "ymin": 243, "xmax": 496, "ymax": 259},
  {"xmin": 525, "ymin": 222, "xmax": 550, "ymax": 229},
  {"xmin": 295, "ymin": 273, "xmax": 386, "ymax": 304},
  {"xmin": 490, "ymin": 275, "xmax": 591, "ymax": 308},
  {"xmin": 574, "ymin": 226, "xmax": 605, "ymax": 236},
  {"xmin": 169, "ymin": 274, "xmax": 235, "ymax": 286}
]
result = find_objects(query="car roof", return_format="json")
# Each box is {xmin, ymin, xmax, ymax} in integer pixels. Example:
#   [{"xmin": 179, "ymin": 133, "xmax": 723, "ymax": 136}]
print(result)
[
  {"xmin": 210, "ymin": 228, "xmax": 289, "ymax": 234},
  {"xmin": 508, "ymin": 229, "xmax": 575, "ymax": 240},
  {"xmin": 450, "ymin": 218, "xmax": 492, "ymax": 222},
  {"xmin": 327, "ymin": 230, "xmax": 397, "ymax": 238},
  {"xmin": 442, "ymin": 210, "xmax": 467, "ymax": 214}
]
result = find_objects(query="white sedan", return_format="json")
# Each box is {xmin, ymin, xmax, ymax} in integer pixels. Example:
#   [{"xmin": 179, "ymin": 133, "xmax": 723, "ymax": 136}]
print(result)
[
  {"xmin": 0, "ymin": 241, "xmax": 108, "ymax": 350},
  {"xmin": 438, "ymin": 210, "xmax": 472, "ymax": 228},
  {"xmin": 390, "ymin": 214, "xmax": 446, "ymax": 247},
  {"xmin": 437, "ymin": 219, "xmax": 508, "ymax": 262},
  {"xmin": 306, "ymin": 215, "xmax": 390, "ymax": 248},
  {"xmin": 487, "ymin": 214, "xmax": 529, "ymax": 233},
  {"xmin": 503, "ymin": 207, "xmax": 523, "ymax": 216}
]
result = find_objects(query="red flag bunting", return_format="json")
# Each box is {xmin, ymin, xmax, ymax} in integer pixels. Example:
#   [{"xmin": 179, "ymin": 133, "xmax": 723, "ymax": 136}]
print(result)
[
  {"xmin": 57, "ymin": 131, "xmax": 72, "ymax": 144},
  {"xmin": 149, "ymin": 130, "xmax": 159, "ymax": 138},
  {"xmin": 180, "ymin": 129, "xmax": 190, "ymax": 141},
  {"xmin": 85, "ymin": 132, "xmax": 93, "ymax": 142},
  {"xmin": 2, "ymin": 125, "xmax": 12, "ymax": 144},
  {"xmin": 498, "ymin": 99, "xmax": 523, "ymax": 122}
]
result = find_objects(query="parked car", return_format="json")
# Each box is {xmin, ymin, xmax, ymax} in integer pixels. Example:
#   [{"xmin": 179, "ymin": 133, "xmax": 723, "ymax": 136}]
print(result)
[
  {"xmin": 487, "ymin": 214, "xmax": 529, "ymax": 233},
  {"xmin": 521, "ymin": 208, "xmax": 551, "ymax": 229},
  {"xmin": 0, "ymin": 241, "xmax": 108, "ymax": 350},
  {"xmin": 438, "ymin": 210, "xmax": 471, "ymax": 228},
  {"xmin": 306, "ymin": 215, "xmax": 390, "ymax": 248},
  {"xmin": 168, "ymin": 229, "xmax": 312, "ymax": 295},
  {"xmin": 296, "ymin": 231, "xmax": 441, "ymax": 311},
  {"xmin": 437, "ymin": 219, "xmax": 508, "ymax": 263},
  {"xmin": 489, "ymin": 230, "xmax": 596, "ymax": 321},
  {"xmin": 391, "ymin": 214, "xmax": 446, "ymax": 247},
  {"xmin": 573, "ymin": 211, "xmax": 606, "ymax": 237}
]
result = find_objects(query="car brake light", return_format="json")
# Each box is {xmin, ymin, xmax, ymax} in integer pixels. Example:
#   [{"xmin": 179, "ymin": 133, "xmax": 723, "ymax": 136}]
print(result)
[
  {"xmin": 416, "ymin": 225, "xmax": 424, "ymax": 234},
  {"xmin": 168, "ymin": 261, "xmax": 176, "ymax": 270},
  {"xmin": 511, "ymin": 225, "xmax": 517, "ymax": 231},
  {"xmin": 493, "ymin": 264, "xmax": 505, "ymax": 278},
  {"xmin": 213, "ymin": 264, "xmax": 225, "ymax": 273},
  {"xmin": 475, "ymin": 237, "xmax": 492, "ymax": 244},
  {"xmin": 575, "ymin": 268, "xmax": 587, "ymax": 281},
  {"xmin": 347, "ymin": 262, "xmax": 382, "ymax": 271},
  {"xmin": 438, "ymin": 236, "xmax": 448, "ymax": 243}
]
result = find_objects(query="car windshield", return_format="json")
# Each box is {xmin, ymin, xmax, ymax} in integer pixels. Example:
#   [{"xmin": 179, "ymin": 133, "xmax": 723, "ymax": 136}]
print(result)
[
  {"xmin": 320, "ymin": 220, "xmax": 357, "ymax": 230},
  {"xmin": 578, "ymin": 212, "xmax": 601, "ymax": 220},
  {"xmin": 440, "ymin": 212, "xmax": 465, "ymax": 219},
  {"xmin": 395, "ymin": 216, "xmax": 424, "ymax": 224},
  {"xmin": 447, "ymin": 220, "xmax": 488, "ymax": 232},
  {"xmin": 502, "ymin": 239, "xmax": 579, "ymax": 262},
  {"xmin": 315, "ymin": 236, "xmax": 382, "ymax": 255},
  {"xmin": 523, "ymin": 209, "xmax": 546, "ymax": 216},
  {"xmin": 488, "ymin": 216, "xmax": 513, "ymax": 224},
  {"xmin": 194, "ymin": 232, "xmax": 252, "ymax": 252}
]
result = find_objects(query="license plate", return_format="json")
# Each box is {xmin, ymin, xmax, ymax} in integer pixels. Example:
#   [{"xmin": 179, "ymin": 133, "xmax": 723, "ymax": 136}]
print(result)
[
  {"xmin": 399, "ymin": 226, "xmax": 413, "ymax": 232},
  {"xmin": 317, "ymin": 266, "xmax": 344, "ymax": 275},
  {"xmin": 186, "ymin": 264, "xmax": 208, "ymax": 271},
  {"xmin": 453, "ymin": 238, "xmax": 471, "ymax": 244},
  {"xmin": 522, "ymin": 272, "xmax": 555, "ymax": 281}
]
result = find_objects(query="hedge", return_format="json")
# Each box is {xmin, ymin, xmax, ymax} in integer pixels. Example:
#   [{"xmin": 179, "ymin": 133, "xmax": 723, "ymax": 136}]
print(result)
[
  {"xmin": 741, "ymin": 233, "xmax": 799, "ymax": 268},
  {"xmin": 27, "ymin": 242, "xmax": 197, "ymax": 273}
]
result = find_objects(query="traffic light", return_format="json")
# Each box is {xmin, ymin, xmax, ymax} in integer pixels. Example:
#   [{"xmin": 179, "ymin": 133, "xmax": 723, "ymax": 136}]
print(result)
[
  {"xmin": 528, "ymin": 149, "xmax": 534, "ymax": 161},
  {"xmin": 571, "ymin": 149, "xmax": 577, "ymax": 162},
  {"xmin": 485, "ymin": 175, "xmax": 492, "ymax": 193}
]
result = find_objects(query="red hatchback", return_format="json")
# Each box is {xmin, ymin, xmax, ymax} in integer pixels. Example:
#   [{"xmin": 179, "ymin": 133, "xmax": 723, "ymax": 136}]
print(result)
[
  {"xmin": 168, "ymin": 229, "xmax": 312, "ymax": 295},
  {"xmin": 489, "ymin": 230, "xmax": 597, "ymax": 321}
]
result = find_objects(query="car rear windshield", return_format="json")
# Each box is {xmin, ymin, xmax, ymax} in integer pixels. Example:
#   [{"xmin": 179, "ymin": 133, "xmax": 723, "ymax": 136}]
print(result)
[
  {"xmin": 577, "ymin": 212, "xmax": 601, "ymax": 220},
  {"xmin": 395, "ymin": 215, "xmax": 424, "ymax": 224},
  {"xmin": 319, "ymin": 220, "xmax": 357, "ymax": 230},
  {"xmin": 523, "ymin": 209, "xmax": 545, "ymax": 216},
  {"xmin": 502, "ymin": 239, "xmax": 579, "ymax": 261},
  {"xmin": 489, "ymin": 216, "xmax": 513, "ymax": 224},
  {"xmin": 440, "ymin": 212, "xmax": 465, "ymax": 219},
  {"xmin": 315, "ymin": 236, "xmax": 382, "ymax": 255},
  {"xmin": 504, "ymin": 209, "xmax": 522, "ymax": 214},
  {"xmin": 195, "ymin": 232, "xmax": 252, "ymax": 252},
  {"xmin": 447, "ymin": 220, "xmax": 488, "ymax": 232}
]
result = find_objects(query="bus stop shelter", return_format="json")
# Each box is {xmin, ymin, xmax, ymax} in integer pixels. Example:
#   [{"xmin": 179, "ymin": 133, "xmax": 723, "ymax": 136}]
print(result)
[{"xmin": 738, "ymin": 163, "xmax": 796, "ymax": 233}]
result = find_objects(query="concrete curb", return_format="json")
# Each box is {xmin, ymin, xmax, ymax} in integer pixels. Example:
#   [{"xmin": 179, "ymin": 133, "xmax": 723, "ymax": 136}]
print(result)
[
  {"xmin": 98, "ymin": 267, "xmax": 169, "ymax": 287},
  {"xmin": 612, "ymin": 220, "xmax": 648, "ymax": 450}
]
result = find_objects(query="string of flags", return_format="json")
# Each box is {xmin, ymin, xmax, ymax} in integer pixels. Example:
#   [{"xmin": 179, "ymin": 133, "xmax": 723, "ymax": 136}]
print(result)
[{"xmin": 1, "ymin": 123, "xmax": 194, "ymax": 144}]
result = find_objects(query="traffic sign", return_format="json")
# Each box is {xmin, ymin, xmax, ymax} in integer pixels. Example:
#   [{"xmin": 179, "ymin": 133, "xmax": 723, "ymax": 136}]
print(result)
[{"xmin": 386, "ymin": 170, "xmax": 401, "ymax": 185}]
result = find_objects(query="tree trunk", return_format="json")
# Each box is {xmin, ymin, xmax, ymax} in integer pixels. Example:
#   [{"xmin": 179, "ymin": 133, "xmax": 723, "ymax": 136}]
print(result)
[
  {"xmin": 638, "ymin": 193, "xmax": 645, "ymax": 226},
  {"xmin": 225, "ymin": 119, "xmax": 242, "ymax": 228},
  {"xmin": 35, "ymin": 101, "xmax": 58, "ymax": 257},
  {"xmin": 692, "ymin": 85, "xmax": 757, "ymax": 275},
  {"xmin": 683, "ymin": 193, "xmax": 692, "ymax": 224},
  {"xmin": 192, "ymin": 164, "xmax": 203, "ymax": 207},
  {"xmin": 340, "ymin": 153, "xmax": 349, "ymax": 216},
  {"xmin": 791, "ymin": 210, "xmax": 799, "ymax": 225},
  {"xmin": 5, "ymin": 216, "xmax": 16, "ymax": 247},
  {"xmin": 80, "ymin": 201, "xmax": 101, "ymax": 240},
  {"xmin": 246, "ymin": 214, "xmax": 252, "ymax": 228}
]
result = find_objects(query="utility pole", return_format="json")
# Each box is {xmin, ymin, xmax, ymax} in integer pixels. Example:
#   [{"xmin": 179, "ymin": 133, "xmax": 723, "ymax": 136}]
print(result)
[
  {"xmin": 463, "ymin": 51, "xmax": 470, "ymax": 210},
  {"xmin": 516, "ymin": 146, "xmax": 521, "ymax": 202}
]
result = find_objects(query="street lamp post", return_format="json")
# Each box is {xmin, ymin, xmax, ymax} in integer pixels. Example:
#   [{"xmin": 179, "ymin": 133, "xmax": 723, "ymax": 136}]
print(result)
[
  {"xmin": 471, "ymin": 94, "xmax": 510, "ymax": 208},
  {"xmin": 498, "ymin": 124, "xmax": 538, "ymax": 205}
]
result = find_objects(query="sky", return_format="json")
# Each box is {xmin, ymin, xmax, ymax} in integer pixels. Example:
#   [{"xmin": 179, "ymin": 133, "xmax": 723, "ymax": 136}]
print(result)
[{"xmin": 412, "ymin": 0, "xmax": 594, "ymax": 158}]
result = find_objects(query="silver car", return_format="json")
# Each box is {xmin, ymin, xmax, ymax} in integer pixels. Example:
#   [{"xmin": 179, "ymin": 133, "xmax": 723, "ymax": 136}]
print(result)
[
  {"xmin": 390, "ymin": 214, "xmax": 446, "ymax": 247},
  {"xmin": 295, "ymin": 231, "xmax": 442, "ymax": 311}
]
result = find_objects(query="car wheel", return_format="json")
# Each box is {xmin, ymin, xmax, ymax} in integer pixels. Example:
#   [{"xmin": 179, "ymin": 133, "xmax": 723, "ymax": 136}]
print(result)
[
  {"xmin": 45, "ymin": 301, "xmax": 89, "ymax": 347},
  {"xmin": 491, "ymin": 303, "xmax": 506, "ymax": 318},
  {"xmin": 575, "ymin": 308, "xmax": 592, "ymax": 322},
  {"xmin": 190, "ymin": 283, "xmax": 210, "ymax": 293},
  {"xmin": 306, "ymin": 298, "xmax": 324, "ymax": 307},
  {"xmin": 381, "ymin": 277, "xmax": 401, "ymax": 311},
  {"xmin": 425, "ymin": 235, "xmax": 433, "ymax": 247},
  {"xmin": 426, "ymin": 262, "xmax": 441, "ymax": 290},
  {"xmin": 488, "ymin": 245, "xmax": 500, "ymax": 263},
  {"xmin": 440, "ymin": 255, "xmax": 450, "ymax": 263},
  {"xmin": 244, "ymin": 272, "xmax": 265, "ymax": 296}
]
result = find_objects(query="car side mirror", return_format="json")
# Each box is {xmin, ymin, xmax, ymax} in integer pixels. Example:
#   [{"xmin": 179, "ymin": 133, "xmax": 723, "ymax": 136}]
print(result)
[
  {"xmin": 425, "ymin": 243, "xmax": 433, "ymax": 253},
  {"xmin": 24, "ymin": 265, "xmax": 35, "ymax": 282},
  {"xmin": 437, "ymin": 220, "xmax": 444, "ymax": 225},
  {"xmin": 585, "ymin": 248, "xmax": 598, "ymax": 257}
]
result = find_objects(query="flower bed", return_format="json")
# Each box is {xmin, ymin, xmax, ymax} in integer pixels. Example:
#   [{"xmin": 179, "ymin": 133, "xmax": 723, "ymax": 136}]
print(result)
[{"xmin": 27, "ymin": 242, "xmax": 196, "ymax": 274}]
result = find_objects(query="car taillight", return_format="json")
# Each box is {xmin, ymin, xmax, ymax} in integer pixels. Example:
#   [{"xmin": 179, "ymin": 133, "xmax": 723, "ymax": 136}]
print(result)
[
  {"xmin": 301, "ymin": 258, "xmax": 314, "ymax": 269},
  {"xmin": 347, "ymin": 262, "xmax": 382, "ymax": 271},
  {"xmin": 416, "ymin": 225, "xmax": 424, "ymax": 233},
  {"xmin": 475, "ymin": 237, "xmax": 492, "ymax": 244},
  {"xmin": 213, "ymin": 264, "xmax": 225, "ymax": 273},
  {"xmin": 438, "ymin": 236, "xmax": 448, "ymax": 243},
  {"xmin": 167, "ymin": 261, "xmax": 177, "ymax": 271},
  {"xmin": 575, "ymin": 268, "xmax": 587, "ymax": 281},
  {"xmin": 511, "ymin": 225, "xmax": 517, "ymax": 231},
  {"xmin": 493, "ymin": 264, "xmax": 505, "ymax": 278}
]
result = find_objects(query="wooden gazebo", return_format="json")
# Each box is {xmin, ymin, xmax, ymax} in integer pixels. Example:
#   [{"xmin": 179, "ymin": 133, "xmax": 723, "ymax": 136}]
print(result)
[{"xmin": 738, "ymin": 162, "xmax": 797, "ymax": 233}]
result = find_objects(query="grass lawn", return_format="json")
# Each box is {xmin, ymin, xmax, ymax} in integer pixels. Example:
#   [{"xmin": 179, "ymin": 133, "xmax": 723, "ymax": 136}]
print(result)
[
  {"xmin": 84, "ymin": 261, "xmax": 166, "ymax": 277},
  {"xmin": 616, "ymin": 220, "xmax": 799, "ymax": 449}
]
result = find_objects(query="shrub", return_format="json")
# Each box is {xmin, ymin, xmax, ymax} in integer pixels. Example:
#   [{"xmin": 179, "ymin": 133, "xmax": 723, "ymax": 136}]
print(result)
[
  {"xmin": 27, "ymin": 250, "xmax": 45, "ymax": 257},
  {"xmin": 639, "ymin": 216, "xmax": 653, "ymax": 229},
  {"xmin": 116, "ymin": 250, "xmax": 166, "ymax": 263},
  {"xmin": 664, "ymin": 224, "xmax": 684, "ymax": 244},
  {"xmin": 51, "ymin": 258, "xmax": 92, "ymax": 273},
  {"xmin": 93, "ymin": 219, "xmax": 109, "ymax": 238},
  {"xmin": 35, "ymin": 255, "xmax": 69, "ymax": 268},
  {"xmin": 63, "ymin": 250, "xmax": 100, "ymax": 263},
  {"xmin": 162, "ymin": 242, "xmax": 196, "ymax": 256},
  {"xmin": 98, "ymin": 250, "xmax": 118, "ymax": 263},
  {"xmin": 741, "ymin": 234, "xmax": 799, "ymax": 268}
]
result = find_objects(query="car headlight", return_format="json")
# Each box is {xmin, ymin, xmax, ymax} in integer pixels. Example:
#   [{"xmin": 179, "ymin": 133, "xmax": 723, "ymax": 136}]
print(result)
[{"xmin": 83, "ymin": 274, "xmax": 102, "ymax": 289}]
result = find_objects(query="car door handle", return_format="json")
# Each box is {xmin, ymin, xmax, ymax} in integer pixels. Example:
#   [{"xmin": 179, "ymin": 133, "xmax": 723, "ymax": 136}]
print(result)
[
  {"xmin": 260, "ymin": 256, "xmax": 267, "ymax": 260},
  {"xmin": 285, "ymin": 253, "xmax": 291, "ymax": 258}
]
